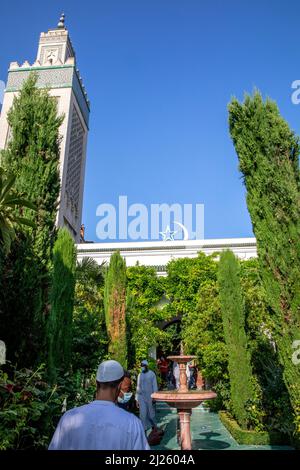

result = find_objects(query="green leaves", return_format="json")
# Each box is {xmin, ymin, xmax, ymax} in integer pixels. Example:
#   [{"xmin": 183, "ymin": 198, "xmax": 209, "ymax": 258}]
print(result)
[
  {"xmin": 0, "ymin": 167, "xmax": 37, "ymax": 255},
  {"xmin": 229, "ymin": 91, "xmax": 300, "ymax": 436},
  {"xmin": 0, "ymin": 364, "xmax": 96, "ymax": 449},
  {"xmin": 0, "ymin": 73, "xmax": 62, "ymax": 368},
  {"xmin": 47, "ymin": 229, "xmax": 76, "ymax": 382},
  {"xmin": 218, "ymin": 250, "xmax": 255, "ymax": 430},
  {"xmin": 126, "ymin": 265, "xmax": 166, "ymax": 365},
  {"xmin": 104, "ymin": 251, "xmax": 127, "ymax": 368}
]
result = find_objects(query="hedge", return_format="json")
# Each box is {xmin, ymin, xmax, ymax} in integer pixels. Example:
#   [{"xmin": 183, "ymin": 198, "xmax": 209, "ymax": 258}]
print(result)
[{"xmin": 219, "ymin": 411, "xmax": 290, "ymax": 446}]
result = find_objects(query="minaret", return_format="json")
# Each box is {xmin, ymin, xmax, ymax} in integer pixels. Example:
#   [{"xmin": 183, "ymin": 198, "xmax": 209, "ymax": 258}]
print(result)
[{"xmin": 0, "ymin": 14, "xmax": 90, "ymax": 241}]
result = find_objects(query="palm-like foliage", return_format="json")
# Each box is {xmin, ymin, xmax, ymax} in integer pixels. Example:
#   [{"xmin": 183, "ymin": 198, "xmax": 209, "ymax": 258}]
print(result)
[
  {"xmin": 0, "ymin": 167, "xmax": 36, "ymax": 254},
  {"xmin": 76, "ymin": 257, "xmax": 106, "ymax": 285}
]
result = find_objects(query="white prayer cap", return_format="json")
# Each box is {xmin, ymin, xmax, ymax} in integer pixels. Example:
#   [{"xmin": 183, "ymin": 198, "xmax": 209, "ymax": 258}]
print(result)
[
  {"xmin": 96, "ymin": 360, "xmax": 124, "ymax": 382},
  {"xmin": 141, "ymin": 359, "xmax": 149, "ymax": 366}
]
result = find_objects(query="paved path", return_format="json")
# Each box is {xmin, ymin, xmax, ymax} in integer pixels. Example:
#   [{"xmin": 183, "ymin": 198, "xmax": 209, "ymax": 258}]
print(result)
[{"xmin": 152, "ymin": 403, "xmax": 294, "ymax": 450}]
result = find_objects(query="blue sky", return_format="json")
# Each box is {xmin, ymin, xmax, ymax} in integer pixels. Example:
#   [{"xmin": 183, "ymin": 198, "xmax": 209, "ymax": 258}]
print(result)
[{"xmin": 1, "ymin": 0, "xmax": 300, "ymax": 242}]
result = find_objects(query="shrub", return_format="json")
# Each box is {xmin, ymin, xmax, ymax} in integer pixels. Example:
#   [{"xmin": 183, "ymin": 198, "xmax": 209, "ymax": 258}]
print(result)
[
  {"xmin": 47, "ymin": 229, "xmax": 76, "ymax": 382},
  {"xmin": 0, "ymin": 363, "xmax": 96, "ymax": 450},
  {"xmin": 219, "ymin": 411, "xmax": 290, "ymax": 446},
  {"xmin": 218, "ymin": 250, "xmax": 255, "ymax": 429},
  {"xmin": 104, "ymin": 251, "xmax": 127, "ymax": 367}
]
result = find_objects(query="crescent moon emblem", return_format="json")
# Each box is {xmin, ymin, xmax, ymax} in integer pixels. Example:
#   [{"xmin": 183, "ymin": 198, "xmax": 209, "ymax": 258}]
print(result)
[{"xmin": 173, "ymin": 221, "xmax": 189, "ymax": 241}]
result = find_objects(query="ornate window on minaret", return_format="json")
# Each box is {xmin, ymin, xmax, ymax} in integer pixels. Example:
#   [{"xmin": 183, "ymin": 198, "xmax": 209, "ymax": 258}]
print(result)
[{"xmin": 65, "ymin": 106, "xmax": 85, "ymax": 219}]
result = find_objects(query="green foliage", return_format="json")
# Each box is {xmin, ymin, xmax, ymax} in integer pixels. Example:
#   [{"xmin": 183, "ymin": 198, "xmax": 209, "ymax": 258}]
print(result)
[
  {"xmin": 1, "ymin": 73, "xmax": 63, "ymax": 265},
  {"xmin": 104, "ymin": 251, "xmax": 127, "ymax": 368},
  {"xmin": 72, "ymin": 257, "xmax": 108, "ymax": 374},
  {"xmin": 0, "ymin": 364, "xmax": 57, "ymax": 449},
  {"xmin": 161, "ymin": 321, "xmax": 182, "ymax": 355},
  {"xmin": 47, "ymin": 229, "xmax": 76, "ymax": 382},
  {"xmin": 0, "ymin": 167, "xmax": 36, "ymax": 255},
  {"xmin": 165, "ymin": 252, "xmax": 218, "ymax": 319},
  {"xmin": 229, "ymin": 91, "xmax": 300, "ymax": 436},
  {"xmin": 0, "ymin": 73, "xmax": 62, "ymax": 367},
  {"xmin": 240, "ymin": 258, "xmax": 294, "ymax": 435},
  {"xmin": 126, "ymin": 265, "xmax": 168, "ymax": 366},
  {"xmin": 0, "ymin": 236, "xmax": 45, "ymax": 366},
  {"xmin": 166, "ymin": 253, "xmax": 230, "ymax": 408},
  {"xmin": 253, "ymin": 352, "xmax": 294, "ymax": 435},
  {"xmin": 0, "ymin": 364, "xmax": 95, "ymax": 449},
  {"xmin": 219, "ymin": 411, "xmax": 289, "ymax": 446},
  {"xmin": 182, "ymin": 279, "xmax": 226, "ymax": 381},
  {"xmin": 218, "ymin": 250, "xmax": 255, "ymax": 429}
]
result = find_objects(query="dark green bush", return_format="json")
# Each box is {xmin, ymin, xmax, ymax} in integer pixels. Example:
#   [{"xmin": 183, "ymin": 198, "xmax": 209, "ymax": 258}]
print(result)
[
  {"xmin": 219, "ymin": 411, "xmax": 290, "ymax": 446},
  {"xmin": 218, "ymin": 250, "xmax": 255, "ymax": 429},
  {"xmin": 0, "ymin": 363, "xmax": 95, "ymax": 449}
]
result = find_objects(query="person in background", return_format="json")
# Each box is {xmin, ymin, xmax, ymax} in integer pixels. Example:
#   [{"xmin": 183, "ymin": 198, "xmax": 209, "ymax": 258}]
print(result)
[
  {"xmin": 188, "ymin": 360, "xmax": 197, "ymax": 390},
  {"xmin": 173, "ymin": 360, "xmax": 180, "ymax": 389},
  {"xmin": 117, "ymin": 370, "xmax": 134, "ymax": 412},
  {"xmin": 157, "ymin": 355, "xmax": 169, "ymax": 389},
  {"xmin": 136, "ymin": 360, "xmax": 159, "ymax": 434},
  {"xmin": 166, "ymin": 361, "xmax": 175, "ymax": 390},
  {"xmin": 49, "ymin": 360, "xmax": 149, "ymax": 450}
]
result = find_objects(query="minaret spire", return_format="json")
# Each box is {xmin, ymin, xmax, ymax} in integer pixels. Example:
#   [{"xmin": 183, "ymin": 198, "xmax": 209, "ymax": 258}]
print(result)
[{"xmin": 57, "ymin": 13, "xmax": 66, "ymax": 29}]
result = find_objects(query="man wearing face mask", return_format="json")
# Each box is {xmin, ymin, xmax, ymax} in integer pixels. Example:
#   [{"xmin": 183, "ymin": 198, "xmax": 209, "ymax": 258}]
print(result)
[
  {"xmin": 136, "ymin": 360, "xmax": 159, "ymax": 434},
  {"xmin": 49, "ymin": 360, "xmax": 149, "ymax": 450},
  {"xmin": 117, "ymin": 370, "xmax": 134, "ymax": 412}
]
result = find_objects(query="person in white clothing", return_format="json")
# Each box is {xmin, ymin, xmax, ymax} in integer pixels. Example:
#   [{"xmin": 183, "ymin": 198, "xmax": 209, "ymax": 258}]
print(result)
[
  {"xmin": 173, "ymin": 361, "xmax": 190, "ymax": 389},
  {"xmin": 136, "ymin": 360, "xmax": 158, "ymax": 433},
  {"xmin": 173, "ymin": 361, "xmax": 180, "ymax": 389},
  {"xmin": 48, "ymin": 360, "xmax": 149, "ymax": 450},
  {"xmin": 186, "ymin": 362, "xmax": 191, "ymax": 385}
]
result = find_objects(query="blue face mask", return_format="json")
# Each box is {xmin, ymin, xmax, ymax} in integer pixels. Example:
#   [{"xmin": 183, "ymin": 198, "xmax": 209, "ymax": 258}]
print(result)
[
  {"xmin": 118, "ymin": 392, "xmax": 133, "ymax": 404},
  {"xmin": 141, "ymin": 366, "xmax": 146, "ymax": 372}
]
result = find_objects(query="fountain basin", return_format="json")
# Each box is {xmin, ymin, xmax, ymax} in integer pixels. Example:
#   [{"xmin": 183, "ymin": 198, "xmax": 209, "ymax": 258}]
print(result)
[
  {"xmin": 167, "ymin": 355, "xmax": 197, "ymax": 363},
  {"xmin": 152, "ymin": 390, "xmax": 217, "ymax": 410},
  {"xmin": 151, "ymin": 347, "xmax": 217, "ymax": 450}
]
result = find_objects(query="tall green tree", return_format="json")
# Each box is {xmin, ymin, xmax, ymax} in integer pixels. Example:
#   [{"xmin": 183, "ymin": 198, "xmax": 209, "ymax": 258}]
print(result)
[
  {"xmin": 229, "ymin": 92, "xmax": 300, "ymax": 434},
  {"xmin": 0, "ymin": 73, "xmax": 63, "ymax": 366},
  {"xmin": 47, "ymin": 228, "xmax": 76, "ymax": 382},
  {"xmin": 104, "ymin": 251, "xmax": 127, "ymax": 368},
  {"xmin": 218, "ymin": 250, "xmax": 255, "ymax": 429}
]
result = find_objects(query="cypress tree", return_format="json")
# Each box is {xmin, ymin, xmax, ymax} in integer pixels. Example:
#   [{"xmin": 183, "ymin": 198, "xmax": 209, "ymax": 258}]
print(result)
[
  {"xmin": 104, "ymin": 251, "xmax": 127, "ymax": 368},
  {"xmin": 218, "ymin": 250, "xmax": 255, "ymax": 429},
  {"xmin": 47, "ymin": 228, "xmax": 76, "ymax": 382},
  {"xmin": 229, "ymin": 92, "xmax": 300, "ymax": 432},
  {"xmin": 0, "ymin": 73, "xmax": 63, "ymax": 365}
]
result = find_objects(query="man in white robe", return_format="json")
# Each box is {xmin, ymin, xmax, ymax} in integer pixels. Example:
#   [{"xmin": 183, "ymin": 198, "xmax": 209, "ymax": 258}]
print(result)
[
  {"xmin": 136, "ymin": 360, "xmax": 158, "ymax": 432},
  {"xmin": 173, "ymin": 361, "xmax": 180, "ymax": 389},
  {"xmin": 49, "ymin": 360, "xmax": 149, "ymax": 450}
]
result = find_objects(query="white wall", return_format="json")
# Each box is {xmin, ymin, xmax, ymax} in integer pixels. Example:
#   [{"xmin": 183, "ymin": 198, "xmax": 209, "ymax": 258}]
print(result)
[{"xmin": 76, "ymin": 238, "xmax": 257, "ymax": 275}]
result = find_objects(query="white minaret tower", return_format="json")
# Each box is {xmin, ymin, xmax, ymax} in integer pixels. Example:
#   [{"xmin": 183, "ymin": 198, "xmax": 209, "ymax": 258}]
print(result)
[{"xmin": 0, "ymin": 14, "xmax": 90, "ymax": 241}]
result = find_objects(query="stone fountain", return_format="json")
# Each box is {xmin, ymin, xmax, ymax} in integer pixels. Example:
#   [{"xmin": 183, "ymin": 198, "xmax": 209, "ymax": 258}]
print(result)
[{"xmin": 151, "ymin": 344, "xmax": 217, "ymax": 450}]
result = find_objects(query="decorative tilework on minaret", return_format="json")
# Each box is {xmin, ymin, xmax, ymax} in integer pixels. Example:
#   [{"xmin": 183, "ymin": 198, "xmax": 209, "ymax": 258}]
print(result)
[{"xmin": 0, "ymin": 14, "xmax": 90, "ymax": 241}]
